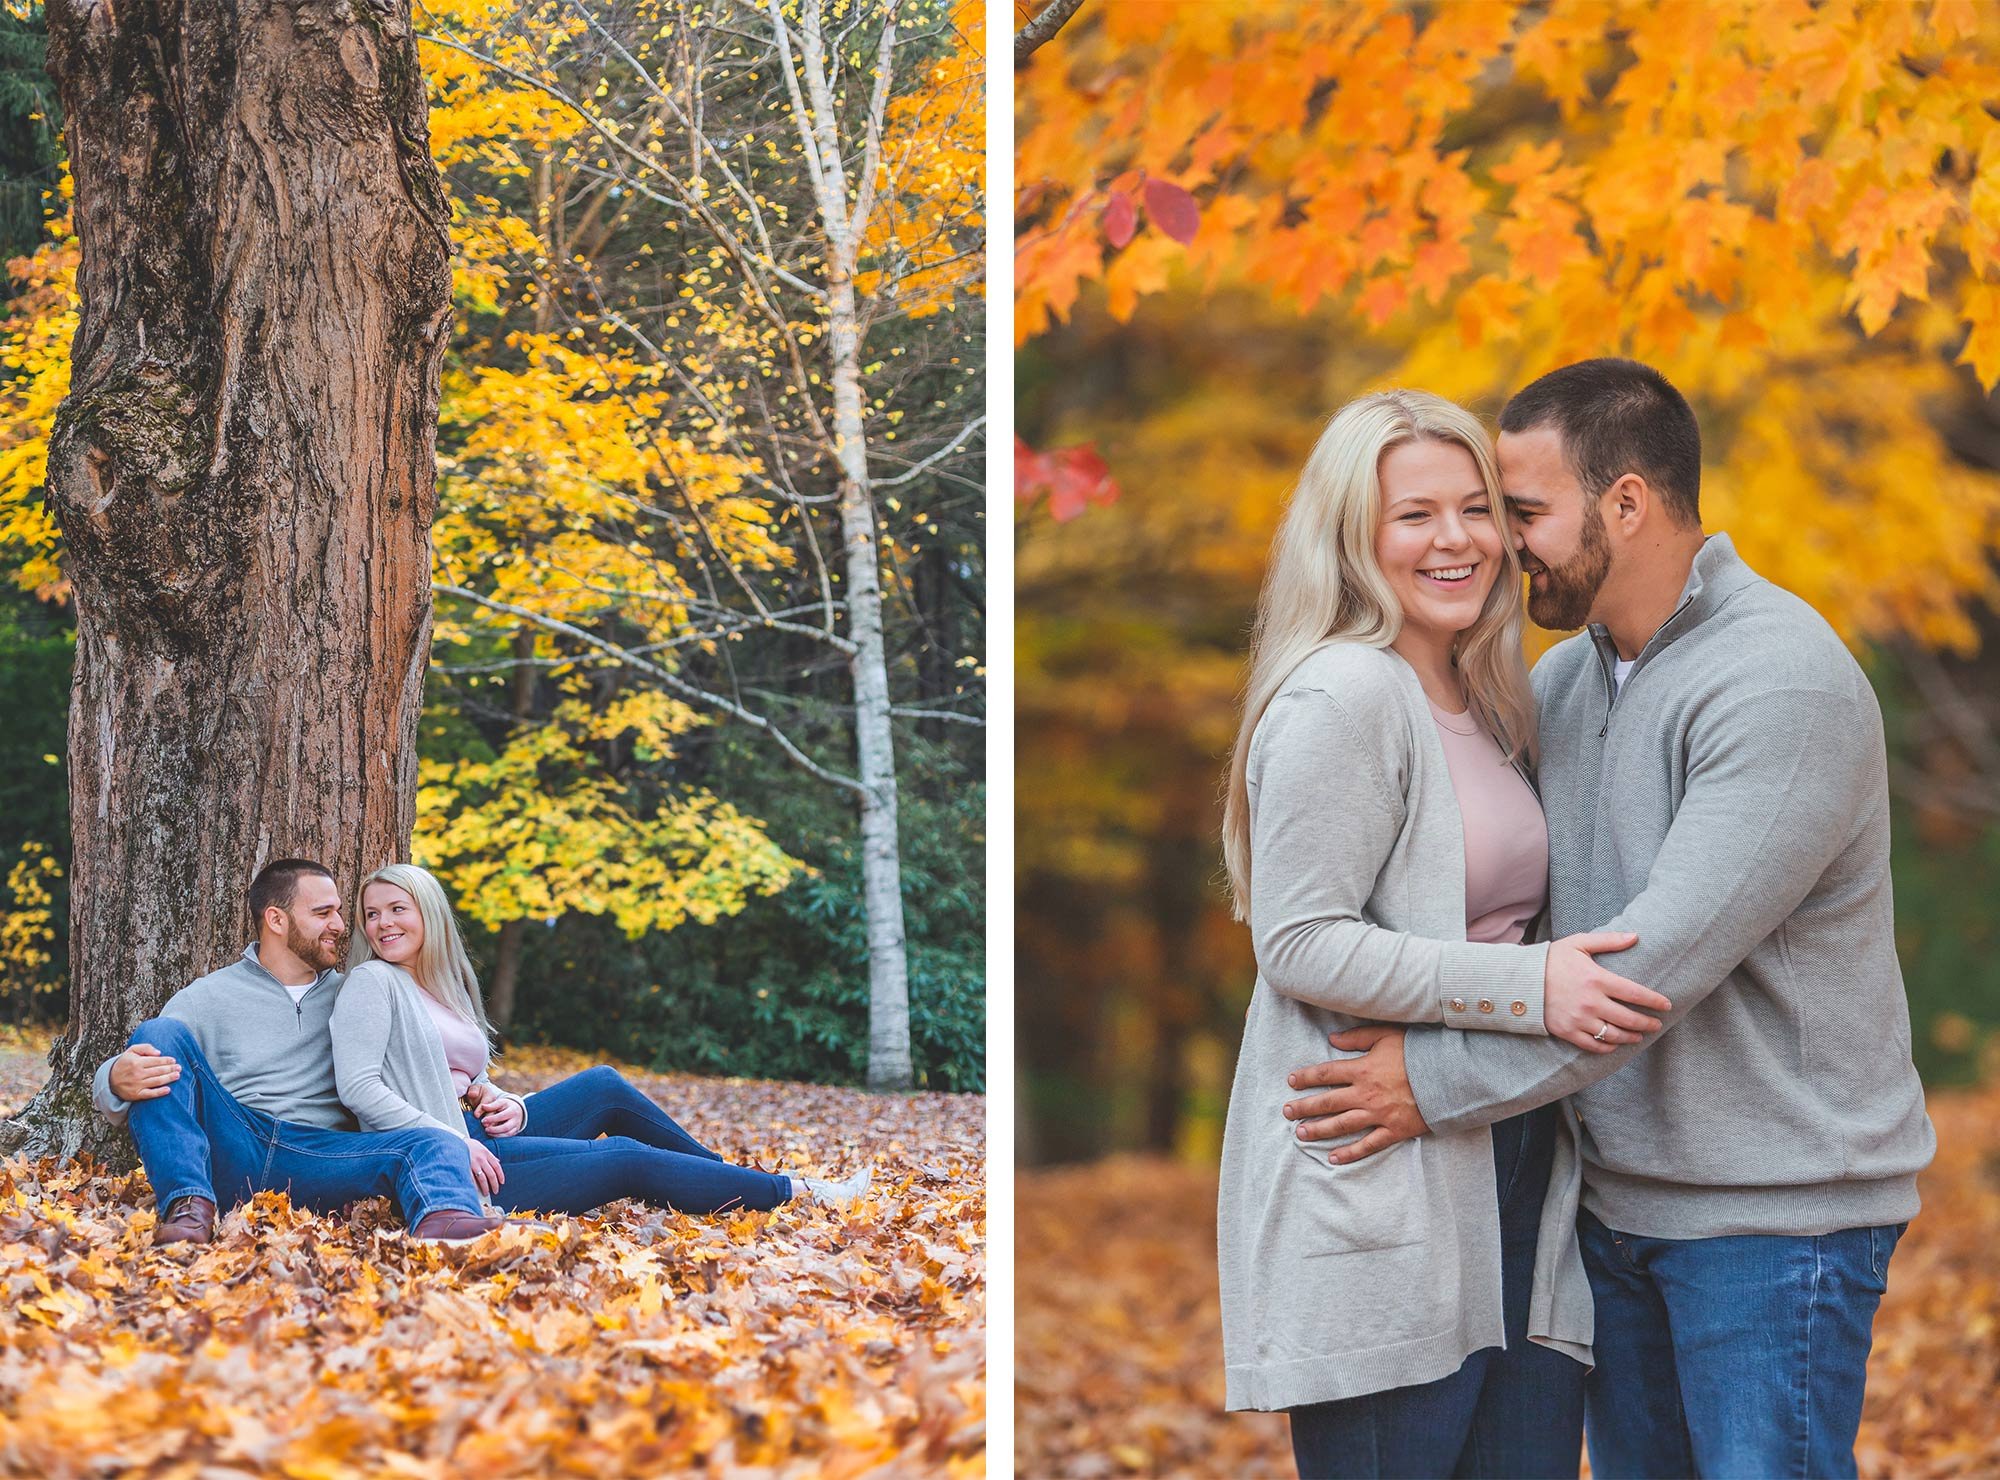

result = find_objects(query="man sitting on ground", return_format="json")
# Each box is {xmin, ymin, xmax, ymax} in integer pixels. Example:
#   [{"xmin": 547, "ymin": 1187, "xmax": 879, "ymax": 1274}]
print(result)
[{"xmin": 93, "ymin": 858, "xmax": 501, "ymax": 1246}]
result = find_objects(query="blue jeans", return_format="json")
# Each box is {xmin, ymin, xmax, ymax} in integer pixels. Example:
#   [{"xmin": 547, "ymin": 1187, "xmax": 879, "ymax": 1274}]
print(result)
[
  {"xmin": 469, "ymin": 1064, "xmax": 794, "ymax": 1216},
  {"xmin": 125, "ymin": 1018, "xmax": 483, "ymax": 1225},
  {"xmin": 1288, "ymin": 1105, "xmax": 1587, "ymax": 1479},
  {"xmin": 1580, "ymin": 1208, "xmax": 1904, "ymax": 1479}
]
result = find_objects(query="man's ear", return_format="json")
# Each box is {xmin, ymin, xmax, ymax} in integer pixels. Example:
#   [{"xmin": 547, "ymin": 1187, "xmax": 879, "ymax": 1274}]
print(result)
[{"xmin": 1608, "ymin": 472, "xmax": 1648, "ymax": 530}]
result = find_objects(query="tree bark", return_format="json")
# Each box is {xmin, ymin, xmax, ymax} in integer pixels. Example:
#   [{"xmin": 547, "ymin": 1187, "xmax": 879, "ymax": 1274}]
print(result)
[
  {"xmin": 484, "ymin": 631, "xmax": 538, "ymax": 1031},
  {"xmin": 0, "ymin": 0, "xmax": 452, "ymax": 1163},
  {"xmin": 1014, "ymin": 0, "xmax": 1087, "ymax": 68},
  {"xmin": 830, "ymin": 268, "xmax": 913, "ymax": 1092},
  {"xmin": 486, "ymin": 918, "xmax": 526, "ymax": 1031},
  {"xmin": 913, "ymin": 541, "xmax": 956, "ymax": 747},
  {"xmin": 782, "ymin": 0, "xmax": 914, "ymax": 1091}
]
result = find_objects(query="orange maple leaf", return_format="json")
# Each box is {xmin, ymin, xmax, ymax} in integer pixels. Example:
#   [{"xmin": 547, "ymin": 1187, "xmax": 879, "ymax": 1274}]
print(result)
[
  {"xmin": 1410, "ymin": 237, "xmax": 1470, "ymax": 305},
  {"xmin": 1956, "ymin": 282, "xmax": 2000, "ymax": 391},
  {"xmin": 1354, "ymin": 274, "xmax": 1411, "ymax": 328}
]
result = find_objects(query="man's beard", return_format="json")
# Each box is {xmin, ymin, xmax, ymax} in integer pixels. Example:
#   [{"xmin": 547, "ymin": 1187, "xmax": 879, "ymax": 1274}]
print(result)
[
  {"xmin": 1526, "ymin": 505, "xmax": 1613, "ymax": 631},
  {"xmin": 286, "ymin": 917, "xmax": 344, "ymax": 971}
]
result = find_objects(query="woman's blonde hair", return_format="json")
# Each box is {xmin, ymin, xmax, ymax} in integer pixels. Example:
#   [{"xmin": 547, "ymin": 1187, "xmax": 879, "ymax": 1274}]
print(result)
[
  {"xmin": 349, "ymin": 863, "xmax": 496, "ymax": 1042},
  {"xmin": 1220, "ymin": 389, "xmax": 1536, "ymax": 922}
]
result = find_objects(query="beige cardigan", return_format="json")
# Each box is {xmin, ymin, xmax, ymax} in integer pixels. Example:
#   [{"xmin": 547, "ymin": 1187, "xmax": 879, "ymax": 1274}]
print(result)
[{"xmin": 1217, "ymin": 641, "xmax": 1593, "ymax": 1412}]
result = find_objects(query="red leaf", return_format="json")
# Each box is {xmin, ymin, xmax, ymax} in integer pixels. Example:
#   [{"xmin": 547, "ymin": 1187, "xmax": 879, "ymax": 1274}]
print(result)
[
  {"xmin": 1046, "ymin": 446, "xmax": 1119, "ymax": 522},
  {"xmin": 1103, "ymin": 191, "xmax": 1137, "ymax": 248},
  {"xmin": 1014, "ymin": 435, "xmax": 1052, "ymax": 500},
  {"xmin": 1143, "ymin": 178, "xmax": 1201, "ymax": 245},
  {"xmin": 1017, "ymin": 439, "xmax": 1120, "ymax": 521}
]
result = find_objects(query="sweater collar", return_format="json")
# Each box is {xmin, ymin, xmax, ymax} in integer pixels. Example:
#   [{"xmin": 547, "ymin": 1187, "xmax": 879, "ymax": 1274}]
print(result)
[
  {"xmin": 1587, "ymin": 531, "xmax": 1758, "ymax": 665},
  {"xmin": 240, "ymin": 941, "xmax": 338, "ymax": 993}
]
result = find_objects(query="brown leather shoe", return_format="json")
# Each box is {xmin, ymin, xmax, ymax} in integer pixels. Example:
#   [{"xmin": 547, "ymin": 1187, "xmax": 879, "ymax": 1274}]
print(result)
[
  {"xmin": 154, "ymin": 1195, "xmax": 216, "ymax": 1247},
  {"xmin": 410, "ymin": 1209, "xmax": 504, "ymax": 1244}
]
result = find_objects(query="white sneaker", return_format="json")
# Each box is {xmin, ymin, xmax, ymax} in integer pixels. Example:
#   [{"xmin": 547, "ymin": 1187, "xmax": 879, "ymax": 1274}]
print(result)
[{"xmin": 796, "ymin": 1166, "xmax": 873, "ymax": 1207}]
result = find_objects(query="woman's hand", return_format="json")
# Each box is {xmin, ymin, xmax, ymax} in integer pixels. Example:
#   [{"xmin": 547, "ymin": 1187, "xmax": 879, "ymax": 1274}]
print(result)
[
  {"xmin": 1544, "ymin": 931, "xmax": 1672, "ymax": 1052},
  {"xmin": 467, "ymin": 1084, "xmax": 526, "ymax": 1138},
  {"xmin": 466, "ymin": 1138, "xmax": 506, "ymax": 1197}
]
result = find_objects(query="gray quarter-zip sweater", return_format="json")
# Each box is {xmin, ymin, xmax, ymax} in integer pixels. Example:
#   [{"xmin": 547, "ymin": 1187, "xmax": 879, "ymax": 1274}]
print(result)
[
  {"xmin": 91, "ymin": 943, "xmax": 353, "ymax": 1130},
  {"xmin": 1404, "ymin": 534, "xmax": 1936, "ymax": 1238}
]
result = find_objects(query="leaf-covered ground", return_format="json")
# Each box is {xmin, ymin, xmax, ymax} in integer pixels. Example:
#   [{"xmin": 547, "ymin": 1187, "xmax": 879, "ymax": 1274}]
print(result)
[
  {"xmin": 1017, "ymin": 1077, "xmax": 2000, "ymax": 1479},
  {"xmin": 0, "ymin": 1032, "xmax": 984, "ymax": 1477}
]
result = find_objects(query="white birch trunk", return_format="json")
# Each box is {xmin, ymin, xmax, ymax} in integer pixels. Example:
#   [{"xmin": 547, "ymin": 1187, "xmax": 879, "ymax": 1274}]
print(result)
[
  {"xmin": 784, "ymin": 0, "xmax": 913, "ymax": 1090},
  {"xmin": 829, "ymin": 277, "xmax": 912, "ymax": 1092}
]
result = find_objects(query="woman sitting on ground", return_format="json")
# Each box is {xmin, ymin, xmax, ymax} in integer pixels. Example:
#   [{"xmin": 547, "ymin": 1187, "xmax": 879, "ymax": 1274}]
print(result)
[{"xmin": 329, "ymin": 863, "xmax": 872, "ymax": 1216}]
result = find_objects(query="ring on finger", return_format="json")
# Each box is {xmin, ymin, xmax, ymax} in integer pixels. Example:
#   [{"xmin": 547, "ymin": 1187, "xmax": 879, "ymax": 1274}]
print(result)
[{"xmin": 1592, "ymin": 1022, "xmax": 1610, "ymax": 1042}]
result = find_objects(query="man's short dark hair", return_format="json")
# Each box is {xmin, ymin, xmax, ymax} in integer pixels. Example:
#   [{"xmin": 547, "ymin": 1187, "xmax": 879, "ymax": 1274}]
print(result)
[
  {"xmin": 1498, "ymin": 358, "xmax": 1702, "ymax": 528},
  {"xmin": 249, "ymin": 858, "xmax": 335, "ymax": 930}
]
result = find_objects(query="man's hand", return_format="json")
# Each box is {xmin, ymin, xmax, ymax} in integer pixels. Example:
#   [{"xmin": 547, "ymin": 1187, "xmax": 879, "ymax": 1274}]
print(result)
[
  {"xmin": 466, "ymin": 1084, "xmax": 525, "ymax": 1138},
  {"xmin": 108, "ymin": 1044, "xmax": 181, "ymax": 1102},
  {"xmin": 466, "ymin": 1138, "xmax": 506, "ymax": 1197},
  {"xmin": 1282, "ymin": 1025, "xmax": 1429, "ymax": 1164}
]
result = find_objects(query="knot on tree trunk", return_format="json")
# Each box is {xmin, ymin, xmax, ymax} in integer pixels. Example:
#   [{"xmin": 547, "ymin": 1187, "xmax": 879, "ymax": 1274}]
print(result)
[
  {"xmin": 55, "ymin": 368, "xmax": 209, "ymax": 504},
  {"xmin": 47, "ymin": 366, "xmax": 240, "ymax": 642}
]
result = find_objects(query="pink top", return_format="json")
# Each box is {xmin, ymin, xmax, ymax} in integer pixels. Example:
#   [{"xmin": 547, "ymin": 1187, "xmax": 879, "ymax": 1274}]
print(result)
[
  {"xmin": 416, "ymin": 987, "xmax": 491, "ymax": 1096},
  {"xmin": 1428, "ymin": 698, "xmax": 1549, "ymax": 945}
]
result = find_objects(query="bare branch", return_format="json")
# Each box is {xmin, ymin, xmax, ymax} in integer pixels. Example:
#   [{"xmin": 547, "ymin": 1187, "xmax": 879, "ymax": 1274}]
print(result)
[
  {"xmin": 847, "ymin": 1, "xmax": 903, "ymax": 248},
  {"xmin": 872, "ymin": 413, "xmax": 985, "ymax": 488},
  {"xmin": 743, "ymin": 688, "xmax": 986, "ymax": 727},
  {"xmin": 525, "ymin": 555, "xmax": 861, "ymax": 652},
  {"xmin": 1898, "ymin": 640, "xmax": 2000, "ymax": 777},
  {"xmin": 1015, "ymin": 0, "xmax": 1086, "ymax": 67},
  {"xmin": 1889, "ymin": 761, "xmax": 2000, "ymax": 821},
  {"xmin": 434, "ymin": 582, "xmax": 868, "ymax": 796}
]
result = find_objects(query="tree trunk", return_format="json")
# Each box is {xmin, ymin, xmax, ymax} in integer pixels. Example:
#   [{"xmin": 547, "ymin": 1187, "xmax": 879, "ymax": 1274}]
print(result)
[
  {"xmin": 913, "ymin": 541, "xmax": 956, "ymax": 747},
  {"xmin": 785, "ymin": 0, "xmax": 913, "ymax": 1092},
  {"xmin": 484, "ymin": 630, "xmax": 537, "ymax": 1032},
  {"xmin": 827, "ymin": 266, "xmax": 912, "ymax": 1091},
  {"xmin": 486, "ymin": 918, "xmax": 526, "ymax": 1031},
  {"xmin": 0, "ymin": 0, "xmax": 452, "ymax": 1163}
]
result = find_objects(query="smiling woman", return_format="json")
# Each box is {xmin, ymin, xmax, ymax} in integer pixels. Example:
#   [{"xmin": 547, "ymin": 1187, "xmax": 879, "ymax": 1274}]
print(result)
[
  {"xmin": 1373, "ymin": 439, "xmax": 1511, "ymax": 713},
  {"xmin": 1219, "ymin": 392, "xmax": 1537, "ymax": 913},
  {"xmin": 1209, "ymin": 388, "xmax": 1673, "ymax": 1478}
]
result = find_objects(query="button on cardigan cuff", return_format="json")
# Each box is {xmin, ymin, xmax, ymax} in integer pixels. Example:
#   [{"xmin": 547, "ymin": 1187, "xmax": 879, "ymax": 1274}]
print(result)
[{"xmin": 1440, "ymin": 939, "xmax": 1549, "ymax": 1035}]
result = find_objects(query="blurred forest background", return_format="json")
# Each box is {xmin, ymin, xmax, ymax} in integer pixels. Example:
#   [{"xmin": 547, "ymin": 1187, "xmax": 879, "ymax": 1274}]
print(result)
[
  {"xmin": 0, "ymin": 0, "xmax": 986, "ymax": 1092},
  {"xmin": 1016, "ymin": 0, "xmax": 2000, "ymax": 1169}
]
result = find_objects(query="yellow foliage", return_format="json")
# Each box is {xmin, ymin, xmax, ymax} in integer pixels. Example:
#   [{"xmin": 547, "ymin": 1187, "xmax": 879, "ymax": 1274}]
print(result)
[
  {"xmin": 0, "ymin": 842, "xmax": 63, "ymax": 997},
  {"xmin": 856, "ymin": 0, "xmax": 986, "ymax": 317},
  {"xmin": 0, "ymin": 224, "xmax": 75, "ymax": 599},
  {"xmin": 414, "ymin": 704, "xmax": 801, "ymax": 936}
]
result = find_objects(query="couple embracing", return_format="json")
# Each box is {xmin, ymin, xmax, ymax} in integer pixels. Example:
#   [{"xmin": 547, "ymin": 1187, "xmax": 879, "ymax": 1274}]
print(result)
[
  {"xmin": 97, "ymin": 859, "xmax": 871, "ymax": 1247},
  {"xmin": 1217, "ymin": 359, "xmax": 1935, "ymax": 1480}
]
